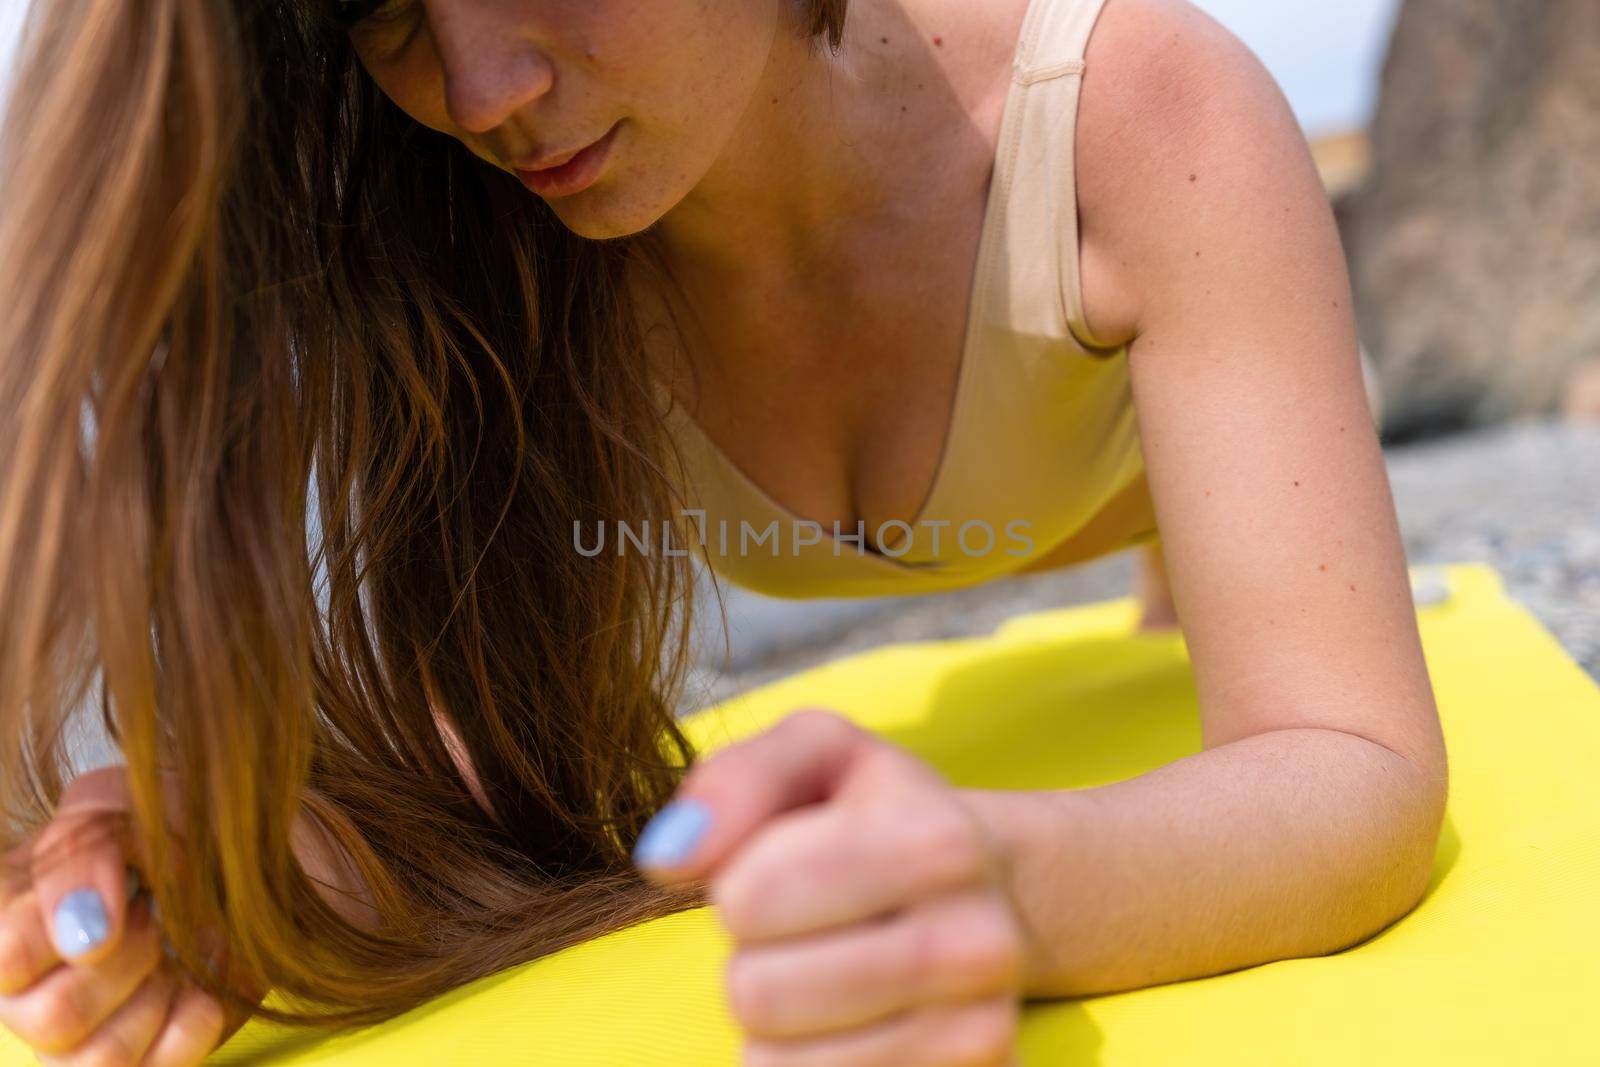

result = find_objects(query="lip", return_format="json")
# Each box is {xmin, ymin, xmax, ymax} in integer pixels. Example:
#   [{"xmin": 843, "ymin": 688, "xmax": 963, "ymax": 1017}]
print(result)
[{"xmin": 513, "ymin": 122, "xmax": 620, "ymax": 198}]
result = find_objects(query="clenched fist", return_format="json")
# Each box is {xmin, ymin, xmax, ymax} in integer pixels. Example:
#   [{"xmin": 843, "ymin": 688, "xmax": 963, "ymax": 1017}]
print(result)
[{"xmin": 634, "ymin": 709, "xmax": 1031, "ymax": 1067}]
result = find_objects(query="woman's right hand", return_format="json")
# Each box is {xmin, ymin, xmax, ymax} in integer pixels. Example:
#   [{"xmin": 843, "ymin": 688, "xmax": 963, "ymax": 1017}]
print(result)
[{"xmin": 0, "ymin": 766, "xmax": 239, "ymax": 1065}]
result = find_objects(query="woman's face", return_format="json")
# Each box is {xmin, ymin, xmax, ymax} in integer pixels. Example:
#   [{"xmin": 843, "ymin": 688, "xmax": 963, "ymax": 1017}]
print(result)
[{"xmin": 345, "ymin": 0, "xmax": 784, "ymax": 239}]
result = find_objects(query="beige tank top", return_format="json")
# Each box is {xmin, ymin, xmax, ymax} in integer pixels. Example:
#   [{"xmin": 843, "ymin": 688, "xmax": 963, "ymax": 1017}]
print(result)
[{"xmin": 657, "ymin": 0, "xmax": 1150, "ymax": 599}]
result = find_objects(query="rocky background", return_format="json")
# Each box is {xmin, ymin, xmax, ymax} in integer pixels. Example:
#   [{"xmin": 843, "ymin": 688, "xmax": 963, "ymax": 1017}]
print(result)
[
  {"xmin": 683, "ymin": 0, "xmax": 1600, "ymax": 710},
  {"xmin": 1340, "ymin": 0, "xmax": 1600, "ymax": 441}
]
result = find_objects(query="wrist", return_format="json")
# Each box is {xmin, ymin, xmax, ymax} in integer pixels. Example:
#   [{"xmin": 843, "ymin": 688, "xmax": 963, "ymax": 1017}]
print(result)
[{"xmin": 958, "ymin": 786, "xmax": 1094, "ymax": 995}]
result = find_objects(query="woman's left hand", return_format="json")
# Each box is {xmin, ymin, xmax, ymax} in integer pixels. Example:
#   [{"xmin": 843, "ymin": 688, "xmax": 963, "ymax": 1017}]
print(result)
[{"xmin": 634, "ymin": 708, "xmax": 1029, "ymax": 1067}]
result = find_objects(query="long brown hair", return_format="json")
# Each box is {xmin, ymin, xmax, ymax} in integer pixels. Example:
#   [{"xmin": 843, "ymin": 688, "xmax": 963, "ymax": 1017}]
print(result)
[{"xmin": 0, "ymin": 0, "xmax": 849, "ymax": 1029}]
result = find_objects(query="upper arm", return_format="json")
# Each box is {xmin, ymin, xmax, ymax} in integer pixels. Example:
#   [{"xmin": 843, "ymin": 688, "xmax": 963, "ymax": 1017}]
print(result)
[{"xmin": 1075, "ymin": 0, "xmax": 1446, "ymax": 784}]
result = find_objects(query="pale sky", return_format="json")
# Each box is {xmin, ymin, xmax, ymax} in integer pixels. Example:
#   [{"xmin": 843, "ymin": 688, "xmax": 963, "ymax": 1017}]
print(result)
[
  {"xmin": 0, "ymin": 1, "xmax": 26, "ymax": 98},
  {"xmin": 1191, "ymin": 0, "xmax": 1403, "ymax": 137},
  {"xmin": 2, "ymin": 0, "xmax": 1401, "ymax": 137}
]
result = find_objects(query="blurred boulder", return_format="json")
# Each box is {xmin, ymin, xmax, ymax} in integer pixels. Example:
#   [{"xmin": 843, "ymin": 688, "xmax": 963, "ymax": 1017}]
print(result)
[
  {"xmin": 1341, "ymin": 0, "xmax": 1600, "ymax": 442},
  {"xmin": 1564, "ymin": 357, "xmax": 1600, "ymax": 423}
]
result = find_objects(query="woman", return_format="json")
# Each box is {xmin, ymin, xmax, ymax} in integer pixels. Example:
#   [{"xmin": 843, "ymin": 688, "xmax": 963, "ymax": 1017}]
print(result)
[{"xmin": 0, "ymin": 0, "xmax": 1446, "ymax": 1064}]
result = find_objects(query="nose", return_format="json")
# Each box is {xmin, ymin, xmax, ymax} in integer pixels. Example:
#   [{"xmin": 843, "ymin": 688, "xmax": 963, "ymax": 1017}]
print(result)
[{"xmin": 431, "ymin": 9, "xmax": 554, "ymax": 134}]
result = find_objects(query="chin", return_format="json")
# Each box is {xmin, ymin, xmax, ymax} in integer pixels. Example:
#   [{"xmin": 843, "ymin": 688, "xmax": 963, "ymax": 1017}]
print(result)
[{"xmin": 542, "ymin": 185, "xmax": 668, "ymax": 243}]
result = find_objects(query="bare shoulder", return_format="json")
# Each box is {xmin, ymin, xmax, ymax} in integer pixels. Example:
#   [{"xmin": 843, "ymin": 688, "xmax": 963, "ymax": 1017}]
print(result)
[{"xmin": 1074, "ymin": 0, "xmax": 1325, "ymax": 345}]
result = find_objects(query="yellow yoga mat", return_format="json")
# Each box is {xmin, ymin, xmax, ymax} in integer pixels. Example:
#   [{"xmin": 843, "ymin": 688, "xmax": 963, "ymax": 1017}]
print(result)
[{"xmin": 3, "ymin": 562, "xmax": 1596, "ymax": 1064}]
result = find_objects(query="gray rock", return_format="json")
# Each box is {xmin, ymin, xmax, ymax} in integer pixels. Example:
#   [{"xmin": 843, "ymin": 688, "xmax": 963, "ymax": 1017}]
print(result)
[{"xmin": 1340, "ymin": 0, "xmax": 1600, "ymax": 442}]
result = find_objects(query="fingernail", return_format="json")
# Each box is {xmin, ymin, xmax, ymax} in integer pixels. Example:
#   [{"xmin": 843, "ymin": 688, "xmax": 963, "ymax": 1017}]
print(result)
[
  {"xmin": 633, "ymin": 800, "xmax": 712, "ymax": 868},
  {"xmin": 52, "ymin": 888, "xmax": 109, "ymax": 958}
]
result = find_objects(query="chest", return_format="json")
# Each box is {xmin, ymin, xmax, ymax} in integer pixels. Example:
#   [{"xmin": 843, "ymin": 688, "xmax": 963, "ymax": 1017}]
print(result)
[
  {"xmin": 670, "ymin": 209, "xmax": 988, "ymax": 541},
  {"xmin": 643, "ymin": 0, "xmax": 1144, "ymax": 552}
]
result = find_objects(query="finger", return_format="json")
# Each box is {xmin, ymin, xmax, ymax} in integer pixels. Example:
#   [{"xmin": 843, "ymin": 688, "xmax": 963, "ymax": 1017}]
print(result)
[
  {"xmin": 0, "ymin": 871, "xmax": 147, "ymax": 995},
  {"xmin": 714, "ymin": 801, "xmax": 992, "ymax": 941},
  {"xmin": 728, "ymin": 890, "xmax": 1025, "ymax": 1041},
  {"xmin": 34, "ymin": 964, "xmax": 177, "ymax": 1067},
  {"xmin": 3, "ymin": 839, "xmax": 35, "ymax": 904},
  {"xmin": 141, "ymin": 980, "xmax": 227, "ymax": 1067},
  {"xmin": 0, "ymin": 898, "xmax": 163, "ymax": 1054},
  {"xmin": 0, "ymin": 889, "xmax": 62, "ymax": 994},
  {"xmin": 30, "ymin": 770, "xmax": 139, "ymax": 966},
  {"xmin": 634, "ymin": 709, "xmax": 886, "ymax": 880},
  {"xmin": 742, "ymin": 996, "xmax": 1019, "ymax": 1067}
]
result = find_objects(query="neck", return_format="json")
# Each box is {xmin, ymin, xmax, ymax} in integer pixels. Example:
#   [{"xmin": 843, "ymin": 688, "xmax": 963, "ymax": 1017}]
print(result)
[{"xmin": 651, "ymin": 2, "xmax": 935, "ymax": 284}]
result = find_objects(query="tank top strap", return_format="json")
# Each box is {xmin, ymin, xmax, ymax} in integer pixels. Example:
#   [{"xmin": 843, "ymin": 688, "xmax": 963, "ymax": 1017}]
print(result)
[
  {"xmin": 988, "ymin": 0, "xmax": 1118, "ymax": 353},
  {"xmin": 1015, "ymin": 0, "xmax": 1110, "ymax": 83}
]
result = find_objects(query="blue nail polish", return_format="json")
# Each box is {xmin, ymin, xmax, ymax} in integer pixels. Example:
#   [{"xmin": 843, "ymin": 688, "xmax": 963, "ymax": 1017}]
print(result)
[
  {"xmin": 52, "ymin": 888, "xmax": 109, "ymax": 958},
  {"xmin": 633, "ymin": 800, "xmax": 712, "ymax": 868}
]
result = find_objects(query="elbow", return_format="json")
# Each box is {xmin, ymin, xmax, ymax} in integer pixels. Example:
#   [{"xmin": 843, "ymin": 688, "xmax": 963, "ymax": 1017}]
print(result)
[
  {"xmin": 1402, "ymin": 755, "xmax": 1450, "ymax": 913},
  {"xmin": 1406, "ymin": 734, "xmax": 1451, "ymax": 889},
  {"xmin": 1388, "ymin": 821, "xmax": 1443, "ymax": 926},
  {"xmin": 1316, "ymin": 731, "xmax": 1451, "ymax": 956},
  {"xmin": 1367, "ymin": 743, "xmax": 1451, "ymax": 935},
  {"xmin": 1324, "ymin": 821, "xmax": 1442, "ymax": 959}
]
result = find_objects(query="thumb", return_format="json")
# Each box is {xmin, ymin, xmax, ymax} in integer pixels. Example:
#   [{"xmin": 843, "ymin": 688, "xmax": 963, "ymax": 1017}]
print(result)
[
  {"xmin": 29, "ymin": 766, "xmax": 139, "ymax": 966},
  {"xmin": 633, "ymin": 708, "xmax": 879, "ymax": 883}
]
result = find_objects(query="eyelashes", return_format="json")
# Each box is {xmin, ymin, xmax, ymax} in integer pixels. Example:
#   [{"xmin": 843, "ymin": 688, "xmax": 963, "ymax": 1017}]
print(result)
[
  {"xmin": 331, "ymin": 0, "xmax": 414, "ymax": 29},
  {"xmin": 331, "ymin": 1, "xmax": 382, "ymax": 27}
]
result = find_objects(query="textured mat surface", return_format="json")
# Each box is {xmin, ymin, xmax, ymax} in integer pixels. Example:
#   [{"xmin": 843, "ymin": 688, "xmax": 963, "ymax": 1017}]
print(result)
[{"xmin": 5, "ymin": 563, "xmax": 1595, "ymax": 1064}]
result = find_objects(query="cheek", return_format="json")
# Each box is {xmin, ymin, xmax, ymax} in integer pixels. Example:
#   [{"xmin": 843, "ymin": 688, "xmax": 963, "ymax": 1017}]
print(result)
[
  {"xmin": 594, "ymin": 3, "xmax": 776, "ymax": 136},
  {"xmin": 359, "ymin": 37, "xmax": 455, "ymax": 138}
]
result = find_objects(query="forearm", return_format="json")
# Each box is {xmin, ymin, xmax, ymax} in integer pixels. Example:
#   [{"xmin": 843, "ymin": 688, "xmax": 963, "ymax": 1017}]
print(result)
[{"xmin": 967, "ymin": 727, "xmax": 1446, "ymax": 999}]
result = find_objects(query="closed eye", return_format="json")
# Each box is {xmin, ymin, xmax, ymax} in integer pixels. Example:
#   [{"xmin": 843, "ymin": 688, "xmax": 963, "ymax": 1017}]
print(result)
[{"xmin": 332, "ymin": 0, "xmax": 417, "ymax": 29}]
